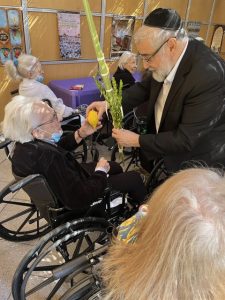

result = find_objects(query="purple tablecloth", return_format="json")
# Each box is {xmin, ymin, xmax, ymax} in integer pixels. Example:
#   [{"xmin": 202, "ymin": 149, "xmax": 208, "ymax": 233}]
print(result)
[{"xmin": 49, "ymin": 72, "xmax": 142, "ymax": 108}]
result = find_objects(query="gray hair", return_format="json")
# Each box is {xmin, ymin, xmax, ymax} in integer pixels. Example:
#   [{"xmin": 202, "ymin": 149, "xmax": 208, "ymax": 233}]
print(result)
[
  {"xmin": 102, "ymin": 167, "xmax": 225, "ymax": 300},
  {"xmin": 2, "ymin": 95, "xmax": 42, "ymax": 143},
  {"xmin": 134, "ymin": 25, "xmax": 188, "ymax": 49},
  {"xmin": 118, "ymin": 51, "xmax": 136, "ymax": 70},
  {"xmin": 4, "ymin": 54, "xmax": 38, "ymax": 81}
]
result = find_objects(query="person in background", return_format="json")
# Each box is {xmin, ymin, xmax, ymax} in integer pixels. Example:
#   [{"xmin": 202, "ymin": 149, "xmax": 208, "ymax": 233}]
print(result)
[
  {"xmin": 113, "ymin": 51, "xmax": 137, "ymax": 89},
  {"xmin": 102, "ymin": 167, "xmax": 225, "ymax": 300},
  {"xmin": 87, "ymin": 8, "xmax": 225, "ymax": 174},
  {"xmin": 2, "ymin": 95, "xmax": 147, "ymax": 216},
  {"xmin": 4, "ymin": 54, "xmax": 74, "ymax": 120}
]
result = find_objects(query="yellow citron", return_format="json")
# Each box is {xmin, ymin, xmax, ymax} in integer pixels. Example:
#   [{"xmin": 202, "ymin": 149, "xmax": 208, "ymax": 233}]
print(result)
[{"xmin": 87, "ymin": 110, "xmax": 98, "ymax": 128}]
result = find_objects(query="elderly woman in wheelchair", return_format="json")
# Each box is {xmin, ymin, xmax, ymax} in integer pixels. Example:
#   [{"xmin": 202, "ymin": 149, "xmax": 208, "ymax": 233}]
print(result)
[{"xmin": 1, "ymin": 95, "xmax": 147, "ymax": 236}]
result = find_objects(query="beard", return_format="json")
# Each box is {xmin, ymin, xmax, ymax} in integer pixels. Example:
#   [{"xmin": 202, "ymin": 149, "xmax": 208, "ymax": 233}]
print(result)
[{"xmin": 150, "ymin": 60, "xmax": 174, "ymax": 82}]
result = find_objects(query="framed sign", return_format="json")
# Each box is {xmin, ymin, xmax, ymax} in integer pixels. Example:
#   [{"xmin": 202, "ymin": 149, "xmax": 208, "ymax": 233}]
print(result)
[
  {"xmin": 110, "ymin": 15, "xmax": 135, "ymax": 58},
  {"xmin": 57, "ymin": 12, "xmax": 81, "ymax": 59},
  {"xmin": 0, "ymin": 8, "xmax": 23, "ymax": 65}
]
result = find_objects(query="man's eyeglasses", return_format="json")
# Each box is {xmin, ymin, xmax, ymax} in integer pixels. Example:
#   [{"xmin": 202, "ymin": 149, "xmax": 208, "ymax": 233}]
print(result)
[
  {"xmin": 35, "ymin": 111, "xmax": 58, "ymax": 129},
  {"xmin": 138, "ymin": 37, "xmax": 174, "ymax": 63}
]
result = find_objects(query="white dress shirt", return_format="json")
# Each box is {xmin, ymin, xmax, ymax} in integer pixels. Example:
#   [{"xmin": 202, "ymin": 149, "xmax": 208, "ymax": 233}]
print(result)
[
  {"xmin": 154, "ymin": 40, "xmax": 188, "ymax": 132},
  {"xmin": 19, "ymin": 79, "xmax": 74, "ymax": 119}
]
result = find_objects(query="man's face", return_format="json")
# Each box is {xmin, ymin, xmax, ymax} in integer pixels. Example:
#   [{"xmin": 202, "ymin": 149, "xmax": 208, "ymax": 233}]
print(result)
[
  {"xmin": 136, "ymin": 29, "xmax": 174, "ymax": 82},
  {"xmin": 32, "ymin": 103, "xmax": 61, "ymax": 140}
]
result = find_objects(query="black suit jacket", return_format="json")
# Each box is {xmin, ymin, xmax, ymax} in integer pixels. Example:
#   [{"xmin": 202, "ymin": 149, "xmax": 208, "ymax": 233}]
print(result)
[
  {"xmin": 122, "ymin": 39, "xmax": 225, "ymax": 172},
  {"xmin": 113, "ymin": 67, "xmax": 136, "ymax": 90}
]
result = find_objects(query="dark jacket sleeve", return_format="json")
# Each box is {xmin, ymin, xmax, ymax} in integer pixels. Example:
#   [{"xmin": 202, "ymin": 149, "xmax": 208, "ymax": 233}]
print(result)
[
  {"xmin": 122, "ymin": 76, "xmax": 151, "ymax": 115},
  {"xmin": 37, "ymin": 147, "xmax": 108, "ymax": 212},
  {"xmin": 57, "ymin": 132, "xmax": 80, "ymax": 151}
]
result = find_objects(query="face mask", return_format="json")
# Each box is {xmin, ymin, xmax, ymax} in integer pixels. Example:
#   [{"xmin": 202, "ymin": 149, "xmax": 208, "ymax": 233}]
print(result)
[
  {"xmin": 35, "ymin": 75, "xmax": 44, "ymax": 83},
  {"xmin": 37, "ymin": 129, "xmax": 63, "ymax": 143},
  {"xmin": 51, "ymin": 130, "xmax": 63, "ymax": 143}
]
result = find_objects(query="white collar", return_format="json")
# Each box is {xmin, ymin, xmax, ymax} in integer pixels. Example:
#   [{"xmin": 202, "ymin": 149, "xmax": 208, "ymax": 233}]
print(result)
[{"xmin": 164, "ymin": 39, "xmax": 188, "ymax": 85}]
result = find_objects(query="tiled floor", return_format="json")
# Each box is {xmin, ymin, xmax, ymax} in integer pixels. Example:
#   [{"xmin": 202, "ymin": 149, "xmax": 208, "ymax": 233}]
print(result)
[{"xmin": 0, "ymin": 142, "xmax": 122, "ymax": 300}]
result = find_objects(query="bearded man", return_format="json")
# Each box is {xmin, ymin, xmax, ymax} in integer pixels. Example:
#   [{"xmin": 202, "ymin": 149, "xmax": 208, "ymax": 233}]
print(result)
[{"xmin": 87, "ymin": 8, "xmax": 225, "ymax": 173}]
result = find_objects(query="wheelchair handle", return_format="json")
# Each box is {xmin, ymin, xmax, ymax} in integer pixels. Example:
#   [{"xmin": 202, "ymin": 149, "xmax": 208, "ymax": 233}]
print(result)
[{"xmin": 0, "ymin": 137, "xmax": 11, "ymax": 149}]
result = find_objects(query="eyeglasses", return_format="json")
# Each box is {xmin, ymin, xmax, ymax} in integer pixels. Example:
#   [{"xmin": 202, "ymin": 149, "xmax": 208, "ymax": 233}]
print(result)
[
  {"xmin": 138, "ymin": 37, "xmax": 173, "ymax": 63},
  {"xmin": 35, "ymin": 111, "xmax": 58, "ymax": 129}
]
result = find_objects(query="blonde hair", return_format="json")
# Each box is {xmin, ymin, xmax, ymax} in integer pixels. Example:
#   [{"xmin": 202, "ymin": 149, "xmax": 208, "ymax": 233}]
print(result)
[
  {"xmin": 102, "ymin": 168, "xmax": 225, "ymax": 300},
  {"xmin": 2, "ymin": 95, "xmax": 44, "ymax": 143},
  {"xmin": 4, "ymin": 54, "xmax": 38, "ymax": 81},
  {"xmin": 118, "ymin": 51, "xmax": 136, "ymax": 70}
]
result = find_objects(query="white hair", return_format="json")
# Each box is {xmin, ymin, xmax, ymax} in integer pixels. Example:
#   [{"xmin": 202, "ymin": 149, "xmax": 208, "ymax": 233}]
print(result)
[
  {"xmin": 102, "ymin": 167, "xmax": 225, "ymax": 300},
  {"xmin": 4, "ymin": 54, "xmax": 38, "ymax": 81},
  {"xmin": 118, "ymin": 51, "xmax": 136, "ymax": 70},
  {"xmin": 134, "ymin": 25, "xmax": 188, "ymax": 49},
  {"xmin": 2, "ymin": 95, "xmax": 43, "ymax": 143}
]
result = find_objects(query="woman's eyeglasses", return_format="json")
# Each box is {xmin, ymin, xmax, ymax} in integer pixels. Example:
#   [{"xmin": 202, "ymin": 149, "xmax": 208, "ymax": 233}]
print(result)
[{"xmin": 35, "ymin": 111, "xmax": 58, "ymax": 129}]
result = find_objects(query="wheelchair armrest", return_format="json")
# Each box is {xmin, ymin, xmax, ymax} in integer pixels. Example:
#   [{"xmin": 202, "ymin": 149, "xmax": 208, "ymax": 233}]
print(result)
[{"xmin": 9, "ymin": 174, "xmax": 44, "ymax": 193}]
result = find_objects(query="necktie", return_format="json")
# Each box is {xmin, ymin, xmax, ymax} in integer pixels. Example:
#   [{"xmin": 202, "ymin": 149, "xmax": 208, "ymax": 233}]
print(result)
[{"xmin": 154, "ymin": 81, "xmax": 170, "ymax": 132}]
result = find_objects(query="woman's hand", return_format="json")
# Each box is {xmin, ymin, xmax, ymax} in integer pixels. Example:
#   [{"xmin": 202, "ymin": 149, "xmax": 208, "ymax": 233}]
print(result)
[
  {"xmin": 95, "ymin": 157, "xmax": 110, "ymax": 173},
  {"xmin": 79, "ymin": 119, "xmax": 102, "ymax": 138},
  {"xmin": 86, "ymin": 101, "xmax": 107, "ymax": 120}
]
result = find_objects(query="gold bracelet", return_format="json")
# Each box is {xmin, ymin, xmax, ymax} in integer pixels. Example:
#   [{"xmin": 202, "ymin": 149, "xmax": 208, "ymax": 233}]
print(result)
[{"xmin": 77, "ymin": 129, "xmax": 84, "ymax": 139}]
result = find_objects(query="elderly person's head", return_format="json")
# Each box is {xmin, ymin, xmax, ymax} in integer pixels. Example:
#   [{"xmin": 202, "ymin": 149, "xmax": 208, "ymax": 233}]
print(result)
[
  {"xmin": 4, "ymin": 54, "xmax": 44, "ymax": 82},
  {"xmin": 118, "ymin": 51, "xmax": 137, "ymax": 73},
  {"xmin": 102, "ymin": 167, "xmax": 225, "ymax": 300},
  {"xmin": 135, "ymin": 8, "xmax": 187, "ymax": 82},
  {"xmin": 2, "ymin": 95, "xmax": 62, "ymax": 143}
]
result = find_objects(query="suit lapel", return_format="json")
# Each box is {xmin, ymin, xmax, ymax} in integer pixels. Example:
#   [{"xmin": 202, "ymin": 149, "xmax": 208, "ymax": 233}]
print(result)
[
  {"xmin": 159, "ymin": 40, "xmax": 195, "ymax": 130},
  {"xmin": 146, "ymin": 79, "xmax": 162, "ymax": 132}
]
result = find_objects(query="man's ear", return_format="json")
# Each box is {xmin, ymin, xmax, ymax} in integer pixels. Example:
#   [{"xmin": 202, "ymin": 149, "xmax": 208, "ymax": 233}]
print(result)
[{"xmin": 168, "ymin": 38, "xmax": 177, "ymax": 52}]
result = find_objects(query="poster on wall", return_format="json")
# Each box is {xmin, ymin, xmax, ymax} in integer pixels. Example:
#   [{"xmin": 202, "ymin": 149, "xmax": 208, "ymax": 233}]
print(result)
[
  {"xmin": 57, "ymin": 12, "xmax": 81, "ymax": 59},
  {"xmin": 0, "ymin": 8, "xmax": 23, "ymax": 65},
  {"xmin": 110, "ymin": 15, "xmax": 135, "ymax": 58}
]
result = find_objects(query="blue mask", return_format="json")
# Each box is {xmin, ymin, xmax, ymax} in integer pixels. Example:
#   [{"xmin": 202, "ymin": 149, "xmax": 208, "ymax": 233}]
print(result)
[
  {"xmin": 35, "ymin": 75, "xmax": 44, "ymax": 83},
  {"xmin": 51, "ymin": 131, "xmax": 63, "ymax": 143}
]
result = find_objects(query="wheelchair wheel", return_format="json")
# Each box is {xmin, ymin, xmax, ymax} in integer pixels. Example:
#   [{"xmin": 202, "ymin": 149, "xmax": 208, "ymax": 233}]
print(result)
[
  {"xmin": 12, "ymin": 217, "xmax": 112, "ymax": 300},
  {"xmin": 0, "ymin": 181, "xmax": 50, "ymax": 241}
]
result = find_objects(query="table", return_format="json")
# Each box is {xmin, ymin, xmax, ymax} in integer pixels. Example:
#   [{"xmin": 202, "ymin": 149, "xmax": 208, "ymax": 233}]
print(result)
[{"xmin": 49, "ymin": 71, "xmax": 142, "ymax": 108}]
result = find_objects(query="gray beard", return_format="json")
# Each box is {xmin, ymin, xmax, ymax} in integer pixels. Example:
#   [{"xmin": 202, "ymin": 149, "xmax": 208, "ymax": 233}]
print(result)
[{"xmin": 152, "ymin": 70, "xmax": 166, "ymax": 82}]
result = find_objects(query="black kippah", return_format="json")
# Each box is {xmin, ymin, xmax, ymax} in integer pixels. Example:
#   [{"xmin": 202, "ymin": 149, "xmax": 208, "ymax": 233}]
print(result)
[{"xmin": 144, "ymin": 8, "xmax": 181, "ymax": 30}]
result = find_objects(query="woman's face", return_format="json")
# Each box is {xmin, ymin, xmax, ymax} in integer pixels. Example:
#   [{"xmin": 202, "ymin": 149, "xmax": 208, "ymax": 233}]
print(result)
[
  {"xmin": 124, "ymin": 56, "xmax": 137, "ymax": 73},
  {"xmin": 29, "ymin": 61, "xmax": 44, "ymax": 79}
]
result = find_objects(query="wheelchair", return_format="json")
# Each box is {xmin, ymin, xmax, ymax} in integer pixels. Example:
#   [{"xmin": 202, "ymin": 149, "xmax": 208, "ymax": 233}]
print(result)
[
  {"xmin": 9, "ymin": 173, "xmax": 138, "ymax": 299},
  {"xmin": 12, "ymin": 216, "xmax": 110, "ymax": 300}
]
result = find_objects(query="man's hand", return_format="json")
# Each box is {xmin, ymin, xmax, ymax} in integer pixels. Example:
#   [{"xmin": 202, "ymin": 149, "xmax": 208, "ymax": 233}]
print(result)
[
  {"xmin": 86, "ymin": 101, "xmax": 107, "ymax": 120},
  {"xmin": 112, "ymin": 128, "xmax": 140, "ymax": 147}
]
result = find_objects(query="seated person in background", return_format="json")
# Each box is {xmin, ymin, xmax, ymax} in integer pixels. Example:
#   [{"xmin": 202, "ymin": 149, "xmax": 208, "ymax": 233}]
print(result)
[
  {"xmin": 113, "ymin": 51, "xmax": 137, "ymax": 89},
  {"xmin": 102, "ymin": 167, "xmax": 225, "ymax": 300},
  {"xmin": 2, "ymin": 95, "xmax": 147, "ymax": 216},
  {"xmin": 5, "ymin": 54, "xmax": 74, "ymax": 121}
]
